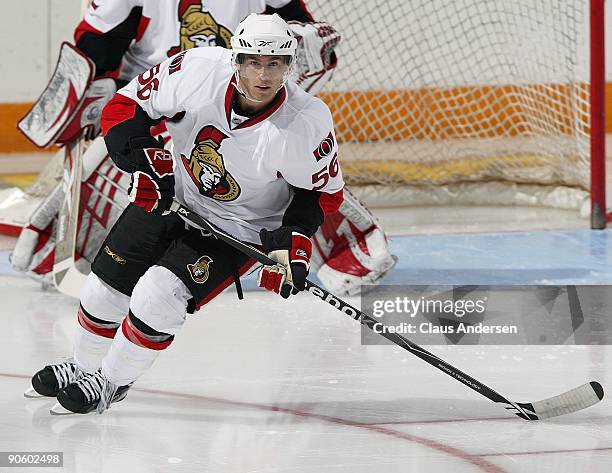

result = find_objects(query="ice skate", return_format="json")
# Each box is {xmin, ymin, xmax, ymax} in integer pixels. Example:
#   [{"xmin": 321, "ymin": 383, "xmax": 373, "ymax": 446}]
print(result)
[
  {"xmin": 24, "ymin": 359, "xmax": 83, "ymax": 398},
  {"xmin": 50, "ymin": 369, "xmax": 130, "ymax": 415}
]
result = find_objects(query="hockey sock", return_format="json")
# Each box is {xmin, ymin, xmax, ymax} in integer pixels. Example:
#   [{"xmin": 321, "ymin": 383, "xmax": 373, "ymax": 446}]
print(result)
[
  {"xmin": 101, "ymin": 311, "xmax": 174, "ymax": 386},
  {"xmin": 73, "ymin": 304, "xmax": 120, "ymax": 372}
]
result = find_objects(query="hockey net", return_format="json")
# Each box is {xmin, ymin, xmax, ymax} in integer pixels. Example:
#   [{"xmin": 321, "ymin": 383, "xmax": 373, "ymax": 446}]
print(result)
[
  {"xmin": 309, "ymin": 0, "xmax": 604, "ymax": 223},
  {"xmin": 1, "ymin": 0, "xmax": 604, "ymax": 235}
]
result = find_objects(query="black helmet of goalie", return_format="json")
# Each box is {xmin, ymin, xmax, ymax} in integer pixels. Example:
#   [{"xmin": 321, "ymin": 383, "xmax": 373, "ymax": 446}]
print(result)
[{"xmin": 230, "ymin": 13, "xmax": 298, "ymax": 102}]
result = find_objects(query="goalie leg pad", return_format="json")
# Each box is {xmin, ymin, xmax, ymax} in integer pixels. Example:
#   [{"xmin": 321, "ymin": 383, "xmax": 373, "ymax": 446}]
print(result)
[
  {"xmin": 312, "ymin": 189, "xmax": 396, "ymax": 296},
  {"xmin": 10, "ymin": 183, "xmax": 63, "ymax": 276},
  {"xmin": 11, "ymin": 138, "xmax": 128, "ymax": 283}
]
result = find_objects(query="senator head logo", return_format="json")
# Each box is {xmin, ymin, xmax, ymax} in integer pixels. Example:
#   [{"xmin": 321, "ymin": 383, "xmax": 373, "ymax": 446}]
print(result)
[
  {"xmin": 181, "ymin": 125, "xmax": 241, "ymax": 201},
  {"xmin": 187, "ymin": 255, "xmax": 213, "ymax": 284},
  {"xmin": 167, "ymin": 0, "xmax": 233, "ymax": 56}
]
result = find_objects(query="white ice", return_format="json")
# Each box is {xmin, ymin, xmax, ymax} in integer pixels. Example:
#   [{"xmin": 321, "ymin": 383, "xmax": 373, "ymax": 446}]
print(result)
[{"xmin": 0, "ymin": 208, "xmax": 610, "ymax": 473}]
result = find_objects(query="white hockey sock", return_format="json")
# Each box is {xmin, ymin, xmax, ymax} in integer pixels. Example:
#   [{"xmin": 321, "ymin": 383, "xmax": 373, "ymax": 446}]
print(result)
[
  {"xmin": 101, "ymin": 329, "xmax": 161, "ymax": 387},
  {"xmin": 73, "ymin": 324, "xmax": 114, "ymax": 373}
]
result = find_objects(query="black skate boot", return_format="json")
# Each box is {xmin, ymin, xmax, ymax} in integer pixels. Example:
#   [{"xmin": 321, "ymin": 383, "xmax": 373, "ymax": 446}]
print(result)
[
  {"xmin": 51, "ymin": 369, "xmax": 130, "ymax": 415},
  {"xmin": 25, "ymin": 360, "xmax": 84, "ymax": 398}
]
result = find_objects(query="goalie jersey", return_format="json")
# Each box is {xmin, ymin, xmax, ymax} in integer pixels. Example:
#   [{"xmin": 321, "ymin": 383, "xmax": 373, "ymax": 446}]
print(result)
[
  {"xmin": 77, "ymin": 0, "xmax": 314, "ymax": 81},
  {"xmin": 102, "ymin": 47, "xmax": 344, "ymax": 243}
]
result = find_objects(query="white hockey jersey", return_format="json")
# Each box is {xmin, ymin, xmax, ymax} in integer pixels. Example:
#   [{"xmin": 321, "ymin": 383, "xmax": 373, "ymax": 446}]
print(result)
[
  {"xmin": 81, "ymin": 0, "xmax": 297, "ymax": 81},
  {"xmin": 114, "ymin": 47, "xmax": 344, "ymax": 243}
]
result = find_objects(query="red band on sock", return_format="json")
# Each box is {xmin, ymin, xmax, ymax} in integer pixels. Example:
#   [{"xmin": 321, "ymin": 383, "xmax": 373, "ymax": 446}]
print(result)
[
  {"xmin": 121, "ymin": 317, "xmax": 173, "ymax": 351},
  {"xmin": 77, "ymin": 305, "xmax": 118, "ymax": 339}
]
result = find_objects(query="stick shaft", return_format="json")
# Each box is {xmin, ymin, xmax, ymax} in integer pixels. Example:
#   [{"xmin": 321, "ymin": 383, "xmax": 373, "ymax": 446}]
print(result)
[{"xmin": 171, "ymin": 201, "xmax": 535, "ymax": 418}]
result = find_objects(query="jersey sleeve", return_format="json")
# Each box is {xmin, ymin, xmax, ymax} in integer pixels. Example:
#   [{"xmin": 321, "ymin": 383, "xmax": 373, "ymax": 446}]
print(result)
[
  {"xmin": 74, "ymin": 0, "xmax": 144, "ymax": 78},
  {"xmin": 101, "ymin": 49, "xmax": 218, "ymax": 172},
  {"xmin": 279, "ymin": 100, "xmax": 345, "ymax": 235},
  {"xmin": 113, "ymin": 48, "xmax": 213, "ymax": 122},
  {"xmin": 283, "ymin": 102, "xmax": 344, "ymax": 196}
]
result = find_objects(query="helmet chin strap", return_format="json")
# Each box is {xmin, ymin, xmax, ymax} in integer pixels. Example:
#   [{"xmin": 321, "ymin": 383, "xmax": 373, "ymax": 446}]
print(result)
[{"xmin": 234, "ymin": 71, "xmax": 264, "ymax": 104}]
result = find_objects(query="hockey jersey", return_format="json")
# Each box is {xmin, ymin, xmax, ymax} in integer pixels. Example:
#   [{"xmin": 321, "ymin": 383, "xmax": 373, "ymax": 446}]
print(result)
[
  {"xmin": 102, "ymin": 47, "xmax": 344, "ymax": 243},
  {"xmin": 76, "ymin": 0, "xmax": 312, "ymax": 80}
]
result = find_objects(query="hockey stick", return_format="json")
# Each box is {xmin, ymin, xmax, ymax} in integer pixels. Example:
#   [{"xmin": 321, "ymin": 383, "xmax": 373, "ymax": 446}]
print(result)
[
  {"xmin": 170, "ymin": 200, "xmax": 604, "ymax": 420},
  {"xmin": 53, "ymin": 137, "xmax": 88, "ymax": 298},
  {"xmin": 52, "ymin": 139, "xmax": 128, "ymax": 297}
]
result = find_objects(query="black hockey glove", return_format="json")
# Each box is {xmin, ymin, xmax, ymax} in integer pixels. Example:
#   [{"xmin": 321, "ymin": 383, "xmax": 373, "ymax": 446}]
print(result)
[
  {"xmin": 126, "ymin": 137, "xmax": 175, "ymax": 215},
  {"xmin": 258, "ymin": 227, "xmax": 312, "ymax": 299}
]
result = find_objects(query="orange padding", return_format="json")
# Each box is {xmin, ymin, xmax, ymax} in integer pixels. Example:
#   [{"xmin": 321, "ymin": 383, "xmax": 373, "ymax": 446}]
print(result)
[
  {"xmin": 319, "ymin": 83, "xmax": 603, "ymax": 142},
  {"xmin": 0, "ymin": 103, "xmax": 56, "ymax": 153},
  {"xmin": 1, "ymin": 83, "xmax": 611, "ymax": 152}
]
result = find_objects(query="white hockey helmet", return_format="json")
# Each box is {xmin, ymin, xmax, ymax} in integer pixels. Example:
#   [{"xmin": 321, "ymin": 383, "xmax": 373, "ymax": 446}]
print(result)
[
  {"xmin": 231, "ymin": 13, "xmax": 298, "ymax": 58},
  {"xmin": 231, "ymin": 14, "xmax": 298, "ymax": 101}
]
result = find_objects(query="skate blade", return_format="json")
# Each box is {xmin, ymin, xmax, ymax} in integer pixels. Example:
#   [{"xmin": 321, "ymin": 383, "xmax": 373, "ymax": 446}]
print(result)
[
  {"xmin": 50, "ymin": 402, "xmax": 75, "ymax": 416},
  {"xmin": 24, "ymin": 386, "xmax": 47, "ymax": 398}
]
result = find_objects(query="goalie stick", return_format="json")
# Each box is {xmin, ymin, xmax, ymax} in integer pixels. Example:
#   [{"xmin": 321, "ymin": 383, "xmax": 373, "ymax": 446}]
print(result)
[
  {"xmin": 53, "ymin": 137, "xmax": 87, "ymax": 298},
  {"xmin": 51, "ymin": 144, "xmax": 129, "ymax": 297},
  {"xmin": 170, "ymin": 200, "xmax": 604, "ymax": 421}
]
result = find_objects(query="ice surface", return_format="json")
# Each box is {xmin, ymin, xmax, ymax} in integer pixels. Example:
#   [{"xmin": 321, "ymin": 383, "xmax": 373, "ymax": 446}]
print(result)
[{"xmin": 0, "ymin": 220, "xmax": 611, "ymax": 473}]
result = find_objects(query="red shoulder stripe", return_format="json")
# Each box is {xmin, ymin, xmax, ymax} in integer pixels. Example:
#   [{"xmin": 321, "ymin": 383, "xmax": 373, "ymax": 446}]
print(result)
[
  {"xmin": 101, "ymin": 93, "xmax": 138, "ymax": 136},
  {"xmin": 74, "ymin": 19, "xmax": 103, "ymax": 43}
]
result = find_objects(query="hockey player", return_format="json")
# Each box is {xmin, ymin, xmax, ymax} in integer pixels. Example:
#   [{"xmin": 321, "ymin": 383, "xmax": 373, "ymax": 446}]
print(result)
[
  {"xmin": 12, "ymin": 0, "xmax": 395, "ymax": 297},
  {"xmin": 27, "ymin": 13, "xmax": 344, "ymax": 415}
]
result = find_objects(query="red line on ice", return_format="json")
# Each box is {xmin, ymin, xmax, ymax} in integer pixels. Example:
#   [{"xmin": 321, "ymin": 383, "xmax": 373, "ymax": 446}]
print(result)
[{"xmin": 6, "ymin": 372, "xmax": 505, "ymax": 473}]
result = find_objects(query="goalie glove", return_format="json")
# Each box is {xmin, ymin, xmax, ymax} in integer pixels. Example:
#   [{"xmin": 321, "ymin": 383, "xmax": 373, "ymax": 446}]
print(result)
[
  {"xmin": 288, "ymin": 21, "xmax": 340, "ymax": 95},
  {"xmin": 127, "ymin": 138, "xmax": 175, "ymax": 215},
  {"xmin": 258, "ymin": 227, "xmax": 312, "ymax": 299}
]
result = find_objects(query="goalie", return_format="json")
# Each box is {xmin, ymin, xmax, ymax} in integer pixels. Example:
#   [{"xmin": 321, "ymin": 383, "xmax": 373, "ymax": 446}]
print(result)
[{"xmin": 12, "ymin": 0, "xmax": 396, "ymax": 297}]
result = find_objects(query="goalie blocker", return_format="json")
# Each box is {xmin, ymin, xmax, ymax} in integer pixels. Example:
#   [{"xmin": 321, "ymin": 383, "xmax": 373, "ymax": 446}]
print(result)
[{"xmin": 18, "ymin": 42, "xmax": 116, "ymax": 147}]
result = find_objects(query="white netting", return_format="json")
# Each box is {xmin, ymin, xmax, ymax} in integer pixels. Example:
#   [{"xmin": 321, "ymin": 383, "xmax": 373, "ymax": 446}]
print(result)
[
  {"xmin": 308, "ymin": 0, "xmax": 591, "ymax": 197},
  {"xmin": 3, "ymin": 0, "xmax": 594, "ymax": 233}
]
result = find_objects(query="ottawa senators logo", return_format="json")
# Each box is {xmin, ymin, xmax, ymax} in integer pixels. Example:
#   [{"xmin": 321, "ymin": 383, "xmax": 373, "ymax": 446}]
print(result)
[
  {"xmin": 167, "ymin": 1, "xmax": 233, "ymax": 56},
  {"xmin": 181, "ymin": 125, "xmax": 241, "ymax": 201},
  {"xmin": 313, "ymin": 132, "xmax": 335, "ymax": 162},
  {"xmin": 187, "ymin": 255, "xmax": 213, "ymax": 284}
]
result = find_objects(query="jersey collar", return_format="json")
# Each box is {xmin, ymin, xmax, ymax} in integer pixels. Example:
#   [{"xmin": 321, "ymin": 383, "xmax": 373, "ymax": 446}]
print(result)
[{"xmin": 224, "ymin": 75, "xmax": 286, "ymax": 130}]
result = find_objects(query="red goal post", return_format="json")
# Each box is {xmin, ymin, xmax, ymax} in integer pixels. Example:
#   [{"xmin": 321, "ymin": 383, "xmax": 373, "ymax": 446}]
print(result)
[{"xmin": 590, "ymin": 0, "xmax": 607, "ymax": 228}]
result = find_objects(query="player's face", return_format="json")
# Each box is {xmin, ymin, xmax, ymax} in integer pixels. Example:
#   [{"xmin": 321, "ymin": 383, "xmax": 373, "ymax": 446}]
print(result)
[{"xmin": 237, "ymin": 55, "xmax": 289, "ymax": 105}]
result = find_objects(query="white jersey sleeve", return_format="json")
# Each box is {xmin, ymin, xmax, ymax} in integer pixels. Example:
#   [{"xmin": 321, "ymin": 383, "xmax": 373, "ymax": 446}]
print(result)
[
  {"xmin": 281, "ymin": 98, "xmax": 344, "ymax": 196},
  {"xmin": 82, "ymin": 0, "xmax": 143, "ymax": 34},
  {"xmin": 264, "ymin": 0, "xmax": 294, "ymax": 7},
  {"xmin": 116, "ymin": 48, "xmax": 226, "ymax": 121}
]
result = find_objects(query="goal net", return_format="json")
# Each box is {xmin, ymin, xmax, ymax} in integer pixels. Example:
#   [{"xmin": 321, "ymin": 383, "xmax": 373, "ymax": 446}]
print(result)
[
  {"xmin": 1, "ymin": 0, "xmax": 605, "ymax": 235},
  {"xmin": 308, "ymin": 0, "xmax": 605, "ymax": 225}
]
